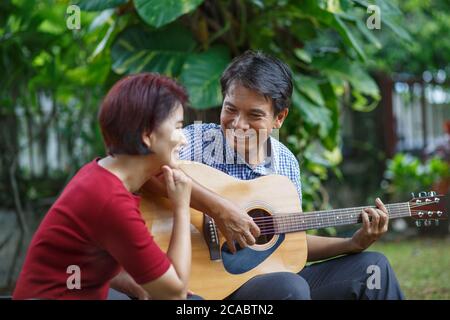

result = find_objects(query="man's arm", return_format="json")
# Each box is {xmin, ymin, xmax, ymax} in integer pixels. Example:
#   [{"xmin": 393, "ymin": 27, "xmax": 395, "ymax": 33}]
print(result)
[
  {"xmin": 143, "ymin": 172, "xmax": 260, "ymax": 253},
  {"xmin": 306, "ymin": 198, "xmax": 389, "ymax": 261},
  {"xmin": 306, "ymin": 235, "xmax": 357, "ymax": 262}
]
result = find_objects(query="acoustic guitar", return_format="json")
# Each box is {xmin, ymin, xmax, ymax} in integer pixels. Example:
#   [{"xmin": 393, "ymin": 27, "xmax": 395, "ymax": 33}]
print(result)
[{"xmin": 140, "ymin": 161, "xmax": 446, "ymax": 300}]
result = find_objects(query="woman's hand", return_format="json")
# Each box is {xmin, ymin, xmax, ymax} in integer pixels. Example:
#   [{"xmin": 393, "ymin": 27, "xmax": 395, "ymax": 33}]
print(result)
[
  {"xmin": 162, "ymin": 165, "xmax": 192, "ymax": 212},
  {"xmin": 350, "ymin": 198, "xmax": 389, "ymax": 252}
]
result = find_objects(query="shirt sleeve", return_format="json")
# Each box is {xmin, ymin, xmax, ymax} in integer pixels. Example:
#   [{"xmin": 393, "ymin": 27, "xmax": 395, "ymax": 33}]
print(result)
[
  {"xmin": 94, "ymin": 192, "xmax": 171, "ymax": 285},
  {"xmin": 282, "ymin": 149, "xmax": 303, "ymax": 207},
  {"xmin": 291, "ymin": 159, "xmax": 303, "ymax": 208}
]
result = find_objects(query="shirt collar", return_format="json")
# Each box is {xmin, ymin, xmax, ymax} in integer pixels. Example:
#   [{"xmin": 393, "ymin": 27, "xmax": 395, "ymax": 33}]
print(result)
[{"xmin": 222, "ymin": 131, "xmax": 280, "ymax": 175}]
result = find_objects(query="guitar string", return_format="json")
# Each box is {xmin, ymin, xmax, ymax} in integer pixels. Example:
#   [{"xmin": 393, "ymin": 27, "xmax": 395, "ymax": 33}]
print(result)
[
  {"xmin": 253, "ymin": 207, "xmax": 411, "ymax": 230},
  {"xmin": 249, "ymin": 203, "xmax": 410, "ymax": 224},
  {"xmin": 205, "ymin": 200, "xmax": 439, "ymax": 236},
  {"xmin": 249, "ymin": 202, "xmax": 436, "ymax": 224},
  {"xmin": 253, "ymin": 205, "xmax": 416, "ymax": 228},
  {"xmin": 256, "ymin": 209, "xmax": 436, "ymax": 235},
  {"xmin": 258, "ymin": 214, "xmax": 410, "ymax": 235},
  {"xmin": 251, "ymin": 200, "xmax": 435, "ymax": 222},
  {"xmin": 250, "ymin": 203, "xmax": 408, "ymax": 222},
  {"xmin": 256, "ymin": 208, "xmax": 412, "ymax": 234},
  {"xmin": 250, "ymin": 207, "xmax": 412, "ymax": 232},
  {"xmin": 254, "ymin": 208, "xmax": 440, "ymax": 232}
]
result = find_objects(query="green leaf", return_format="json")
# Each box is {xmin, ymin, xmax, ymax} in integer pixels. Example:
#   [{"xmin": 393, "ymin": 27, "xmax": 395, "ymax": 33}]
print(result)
[
  {"xmin": 66, "ymin": 55, "xmax": 111, "ymax": 86},
  {"xmin": 134, "ymin": 0, "xmax": 204, "ymax": 28},
  {"xmin": 180, "ymin": 46, "xmax": 230, "ymax": 109},
  {"xmin": 294, "ymin": 48, "xmax": 312, "ymax": 63},
  {"xmin": 293, "ymin": 1, "xmax": 366, "ymax": 61},
  {"xmin": 351, "ymin": 0, "xmax": 411, "ymax": 42},
  {"xmin": 333, "ymin": 15, "xmax": 366, "ymax": 61},
  {"xmin": 90, "ymin": 20, "xmax": 116, "ymax": 60},
  {"xmin": 347, "ymin": 65, "xmax": 379, "ymax": 97},
  {"xmin": 292, "ymin": 88, "xmax": 332, "ymax": 138},
  {"xmin": 320, "ymin": 81, "xmax": 340, "ymax": 150},
  {"xmin": 351, "ymin": 90, "xmax": 378, "ymax": 112},
  {"xmin": 355, "ymin": 19, "xmax": 382, "ymax": 49},
  {"xmin": 294, "ymin": 75, "xmax": 325, "ymax": 106},
  {"xmin": 111, "ymin": 25, "xmax": 195, "ymax": 76},
  {"xmin": 312, "ymin": 56, "xmax": 379, "ymax": 98},
  {"xmin": 77, "ymin": 0, "xmax": 128, "ymax": 11},
  {"xmin": 382, "ymin": 16, "xmax": 412, "ymax": 42},
  {"xmin": 88, "ymin": 9, "xmax": 114, "ymax": 32}
]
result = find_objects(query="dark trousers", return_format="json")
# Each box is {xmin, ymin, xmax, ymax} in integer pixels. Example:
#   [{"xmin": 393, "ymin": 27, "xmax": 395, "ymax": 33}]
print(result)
[
  {"xmin": 108, "ymin": 252, "xmax": 404, "ymax": 300},
  {"xmin": 226, "ymin": 252, "xmax": 405, "ymax": 300}
]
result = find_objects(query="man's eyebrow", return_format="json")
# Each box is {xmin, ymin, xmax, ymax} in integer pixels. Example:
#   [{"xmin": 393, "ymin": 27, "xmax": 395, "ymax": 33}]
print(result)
[
  {"xmin": 224, "ymin": 101, "xmax": 237, "ymax": 108},
  {"xmin": 249, "ymin": 108, "xmax": 266, "ymax": 115}
]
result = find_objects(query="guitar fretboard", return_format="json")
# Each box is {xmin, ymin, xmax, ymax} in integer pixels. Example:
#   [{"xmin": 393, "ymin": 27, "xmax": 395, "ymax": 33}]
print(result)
[{"xmin": 257, "ymin": 202, "xmax": 411, "ymax": 235}]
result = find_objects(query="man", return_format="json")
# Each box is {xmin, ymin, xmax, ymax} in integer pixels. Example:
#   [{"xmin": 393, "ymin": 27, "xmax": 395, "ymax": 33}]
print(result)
[{"xmin": 149, "ymin": 51, "xmax": 404, "ymax": 299}]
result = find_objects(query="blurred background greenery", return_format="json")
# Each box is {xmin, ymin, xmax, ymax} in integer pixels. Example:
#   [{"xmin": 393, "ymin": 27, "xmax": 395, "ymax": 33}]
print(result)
[{"xmin": 0, "ymin": 0, "xmax": 449, "ymax": 298}]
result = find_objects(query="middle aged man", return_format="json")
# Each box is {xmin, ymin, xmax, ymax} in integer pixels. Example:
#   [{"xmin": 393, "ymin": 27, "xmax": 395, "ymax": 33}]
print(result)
[{"xmin": 146, "ymin": 51, "xmax": 404, "ymax": 300}]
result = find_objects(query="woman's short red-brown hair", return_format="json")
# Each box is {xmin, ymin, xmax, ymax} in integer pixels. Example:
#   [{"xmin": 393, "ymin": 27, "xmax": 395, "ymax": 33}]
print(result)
[{"xmin": 98, "ymin": 73, "xmax": 188, "ymax": 155}]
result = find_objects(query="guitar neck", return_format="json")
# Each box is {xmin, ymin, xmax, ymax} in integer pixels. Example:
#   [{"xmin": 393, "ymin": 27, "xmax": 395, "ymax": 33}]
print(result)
[{"xmin": 272, "ymin": 202, "xmax": 411, "ymax": 234}]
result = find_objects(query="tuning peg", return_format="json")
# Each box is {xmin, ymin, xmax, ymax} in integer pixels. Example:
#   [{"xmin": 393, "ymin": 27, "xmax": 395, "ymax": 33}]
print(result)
[
  {"xmin": 415, "ymin": 220, "xmax": 422, "ymax": 227},
  {"xmin": 419, "ymin": 191, "xmax": 427, "ymax": 197},
  {"xmin": 411, "ymin": 192, "xmax": 416, "ymax": 198},
  {"xmin": 428, "ymin": 191, "xmax": 437, "ymax": 196},
  {"xmin": 427, "ymin": 211, "xmax": 433, "ymax": 217},
  {"xmin": 437, "ymin": 211, "xmax": 443, "ymax": 217}
]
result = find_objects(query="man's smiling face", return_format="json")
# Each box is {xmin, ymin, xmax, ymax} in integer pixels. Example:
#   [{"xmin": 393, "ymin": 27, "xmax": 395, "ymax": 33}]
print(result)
[{"xmin": 220, "ymin": 82, "xmax": 288, "ymax": 161}]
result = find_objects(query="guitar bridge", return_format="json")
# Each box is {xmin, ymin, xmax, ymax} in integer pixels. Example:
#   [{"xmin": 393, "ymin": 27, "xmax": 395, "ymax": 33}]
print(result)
[{"xmin": 203, "ymin": 214, "xmax": 221, "ymax": 261}]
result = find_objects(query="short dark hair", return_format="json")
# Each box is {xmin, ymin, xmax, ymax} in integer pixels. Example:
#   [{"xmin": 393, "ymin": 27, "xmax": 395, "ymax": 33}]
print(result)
[
  {"xmin": 220, "ymin": 51, "xmax": 293, "ymax": 114},
  {"xmin": 98, "ymin": 73, "xmax": 188, "ymax": 155}
]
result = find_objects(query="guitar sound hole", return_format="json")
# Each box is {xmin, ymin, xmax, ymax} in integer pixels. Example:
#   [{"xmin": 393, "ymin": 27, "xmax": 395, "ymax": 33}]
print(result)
[{"xmin": 248, "ymin": 208, "xmax": 274, "ymax": 245}]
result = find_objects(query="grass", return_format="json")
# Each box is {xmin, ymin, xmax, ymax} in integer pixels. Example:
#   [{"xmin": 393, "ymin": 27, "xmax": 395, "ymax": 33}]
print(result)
[{"xmin": 371, "ymin": 237, "xmax": 450, "ymax": 300}]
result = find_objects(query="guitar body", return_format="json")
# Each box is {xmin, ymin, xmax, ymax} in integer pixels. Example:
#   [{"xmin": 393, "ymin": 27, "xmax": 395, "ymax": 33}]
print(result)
[{"xmin": 140, "ymin": 161, "xmax": 307, "ymax": 300}]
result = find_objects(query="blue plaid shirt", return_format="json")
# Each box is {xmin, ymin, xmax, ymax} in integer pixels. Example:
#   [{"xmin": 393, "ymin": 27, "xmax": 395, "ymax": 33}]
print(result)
[{"xmin": 180, "ymin": 123, "xmax": 302, "ymax": 204}]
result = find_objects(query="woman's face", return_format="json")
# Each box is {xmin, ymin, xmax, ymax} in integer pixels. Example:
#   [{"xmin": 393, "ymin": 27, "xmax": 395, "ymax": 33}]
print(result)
[{"xmin": 147, "ymin": 103, "xmax": 186, "ymax": 168}]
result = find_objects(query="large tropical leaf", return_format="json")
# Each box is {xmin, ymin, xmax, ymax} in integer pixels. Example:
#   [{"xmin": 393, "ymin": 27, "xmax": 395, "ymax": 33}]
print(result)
[
  {"xmin": 111, "ymin": 25, "xmax": 195, "ymax": 76},
  {"xmin": 294, "ymin": 75, "xmax": 325, "ymax": 107},
  {"xmin": 293, "ymin": 0, "xmax": 367, "ymax": 61},
  {"xmin": 350, "ymin": 0, "xmax": 412, "ymax": 42},
  {"xmin": 312, "ymin": 56, "xmax": 379, "ymax": 97},
  {"xmin": 134, "ymin": 0, "xmax": 204, "ymax": 28},
  {"xmin": 292, "ymin": 88, "xmax": 332, "ymax": 139},
  {"xmin": 66, "ymin": 55, "xmax": 111, "ymax": 86},
  {"xmin": 179, "ymin": 46, "xmax": 230, "ymax": 109},
  {"xmin": 77, "ymin": 0, "xmax": 128, "ymax": 11}
]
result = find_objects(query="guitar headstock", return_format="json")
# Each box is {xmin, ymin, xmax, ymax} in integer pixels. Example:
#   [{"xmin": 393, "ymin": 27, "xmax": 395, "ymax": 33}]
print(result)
[{"xmin": 409, "ymin": 191, "xmax": 447, "ymax": 227}]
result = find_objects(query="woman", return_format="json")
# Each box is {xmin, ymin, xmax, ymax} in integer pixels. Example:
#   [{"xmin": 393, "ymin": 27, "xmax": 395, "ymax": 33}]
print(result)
[{"xmin": 13, "ymin": 73, "xmax": 192, "ymax": 300}]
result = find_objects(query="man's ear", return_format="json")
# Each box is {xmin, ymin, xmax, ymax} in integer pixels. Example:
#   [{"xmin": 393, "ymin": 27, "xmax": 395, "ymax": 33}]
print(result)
[{"xmin": 274, "ymin": 108, "xmax": 289, "ymax": 129}]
